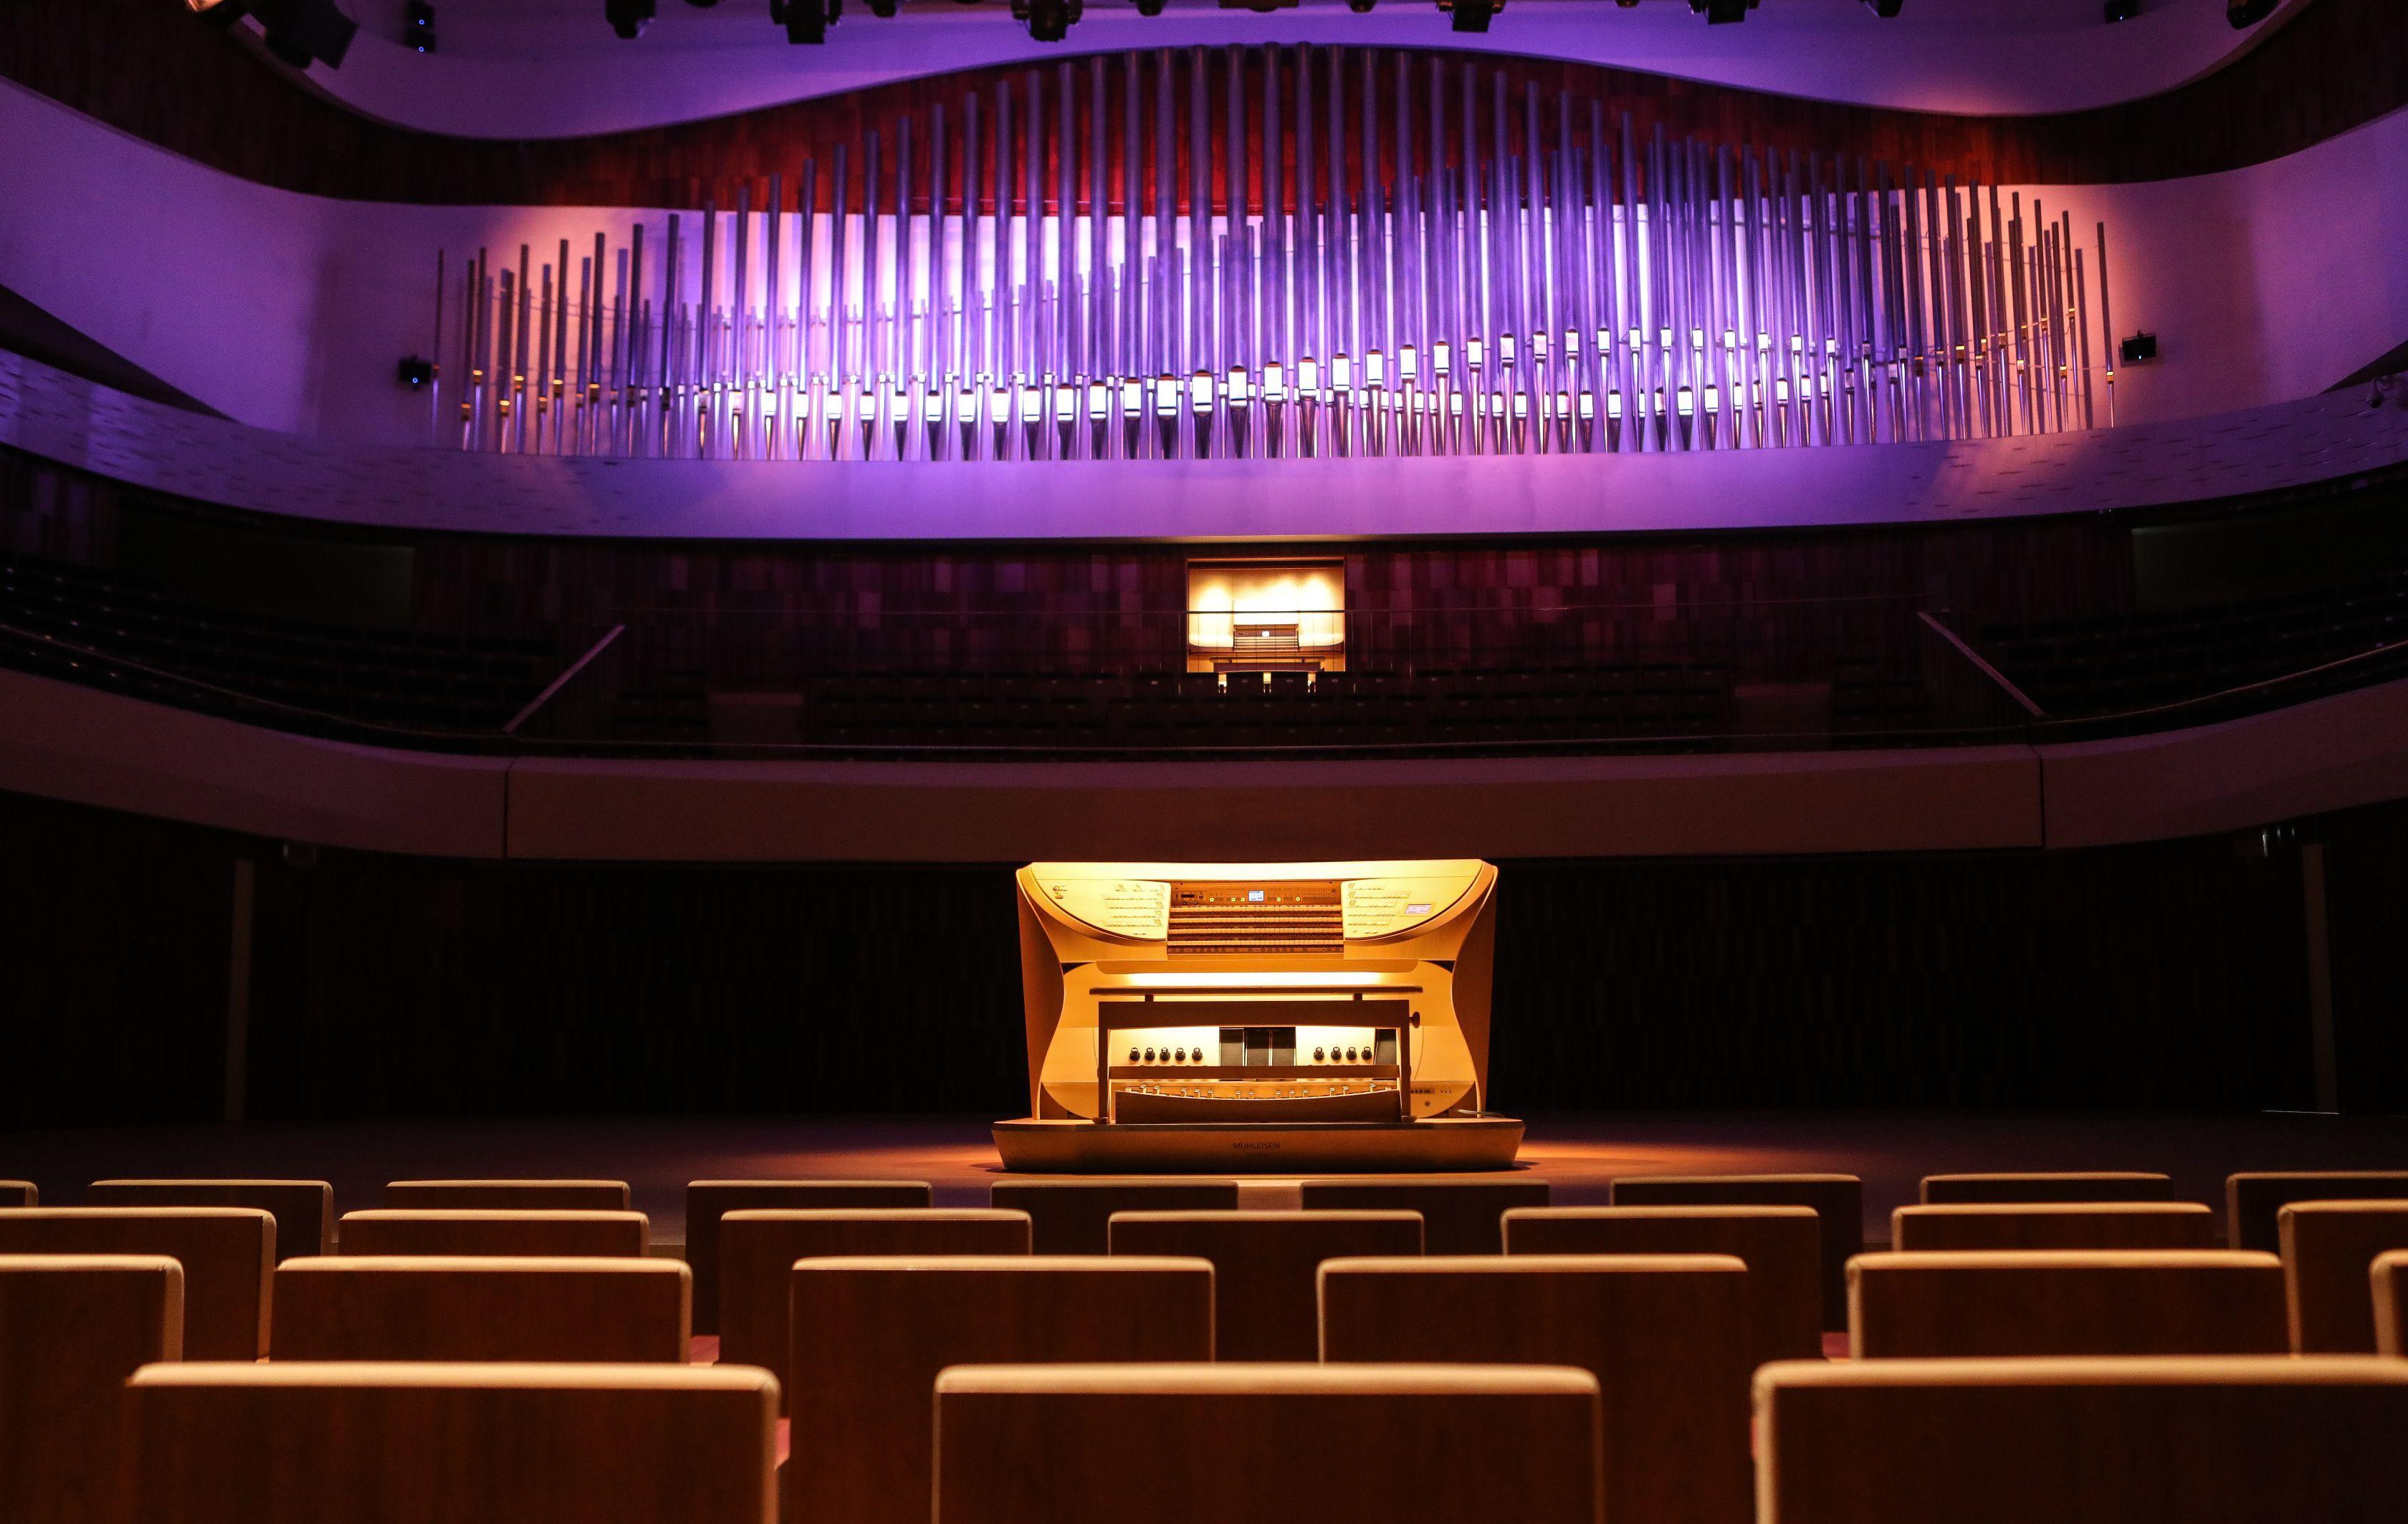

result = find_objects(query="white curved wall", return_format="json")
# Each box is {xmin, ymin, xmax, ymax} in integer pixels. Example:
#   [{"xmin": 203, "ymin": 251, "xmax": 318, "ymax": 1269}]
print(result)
[{"xmin": 307, "ymin": 0, "xmax": 2300, "ymax": 140}]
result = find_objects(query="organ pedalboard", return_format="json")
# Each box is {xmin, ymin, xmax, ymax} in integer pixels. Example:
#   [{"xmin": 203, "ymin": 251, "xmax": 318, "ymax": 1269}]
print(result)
[{"xmin": 995, "ymin": 861, "xmax": 1521, "ymax": 1171}]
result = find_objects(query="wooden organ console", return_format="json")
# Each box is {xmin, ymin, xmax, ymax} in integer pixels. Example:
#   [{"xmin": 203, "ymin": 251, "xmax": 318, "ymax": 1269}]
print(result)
[{"xmin": 993, "ymin": 860, "xmax": 1523, "ymax": 1172}]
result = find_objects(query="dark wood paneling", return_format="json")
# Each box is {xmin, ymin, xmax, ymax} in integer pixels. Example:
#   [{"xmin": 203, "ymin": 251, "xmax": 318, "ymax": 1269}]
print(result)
[{"xmin": 1, "ymin": 0, "xmax": 2402, "ymax": 212}]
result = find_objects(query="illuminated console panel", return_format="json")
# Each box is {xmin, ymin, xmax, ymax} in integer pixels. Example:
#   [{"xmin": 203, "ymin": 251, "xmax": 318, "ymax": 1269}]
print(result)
[{"xmin": 994, "ymin": 861, "xmax": 1522, "ymax": 1173}]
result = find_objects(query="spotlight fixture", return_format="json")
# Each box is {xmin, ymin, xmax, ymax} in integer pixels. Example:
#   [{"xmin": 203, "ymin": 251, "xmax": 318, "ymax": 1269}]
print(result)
[
  {"xmin": 2226, "ymin": 0, "xmax": 2278, "ymax": 24},
  {"xmin": 1012, "ymin": 0, "xmax": 1079, "ymax": 42},
  {"xmin": 1347, "ymin": 0, "xmax": 1376, "ymax": 11},
  {"xmin": 1688, "ymin": 0, "xmax": 1757, "ymax": 21},
  {"xmin": 2103, "ymin": 0, "xmax": 2141, "ymax": 19},
  {"xmin": 606, "ymin": 0, "xmax": 656, "ymax": 38},
  {"xmin": 1438, "ymin": 0, "xmax": 1499, "ymax": 34},
  {"xmin": 186, "ymin": 0, "xmax": 245, "ymax": 21},
  {"xmin": 1135, "ymin": 0, "xmax": 1165, "ymax": 11},
  {"xmin": 406, "ymin": 0, "xmax": 436, "ymax": 52},
  {"xmin": 685, "ymin": 0, "xmax": 720, "ymax": 6},
  {"xmin": 190, "ymin": 0, "xmax": 356, "ymax": 67},
  {"xmin": 1862, "ymin": 0, "xmax": 1902, "ymax": 15},
  {"xmin": 867, "ymin": 0, "xmax": 898, "ymax": 14},
  {"xmin": 779, "ymin": 0, "xmax": 837, "ymax": 41},
  {"xmin": 396, "ymin": 356, "xmax": 434, "ymax": 390}
]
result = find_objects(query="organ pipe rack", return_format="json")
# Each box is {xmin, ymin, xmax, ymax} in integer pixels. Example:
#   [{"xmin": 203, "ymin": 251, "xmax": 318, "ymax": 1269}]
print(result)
[{"xmin": 429, "ymin": 45, "xmax": 2116, "ymax": 465}]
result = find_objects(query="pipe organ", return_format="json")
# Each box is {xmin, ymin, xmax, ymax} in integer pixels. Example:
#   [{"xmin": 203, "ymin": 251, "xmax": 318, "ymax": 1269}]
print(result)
[
  {"xmin": 428, "ymin": 45, "xmax": 2118, "ymax": 466},
  {"xmin": 994, "ymin": 859, "xmax": 1521, "ymax": 1171}
]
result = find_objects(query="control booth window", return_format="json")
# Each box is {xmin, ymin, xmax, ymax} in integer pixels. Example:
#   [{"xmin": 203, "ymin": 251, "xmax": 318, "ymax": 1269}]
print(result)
[{"xmin": 1186, "ymin": 559, "xmax": 1347, "ymax": 677}]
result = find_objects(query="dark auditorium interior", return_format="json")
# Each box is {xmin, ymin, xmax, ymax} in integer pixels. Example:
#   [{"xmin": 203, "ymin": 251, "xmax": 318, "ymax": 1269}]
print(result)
[{"xmin": 6, "ymin": 1, "xmax": 2408, "ymax": 1520}]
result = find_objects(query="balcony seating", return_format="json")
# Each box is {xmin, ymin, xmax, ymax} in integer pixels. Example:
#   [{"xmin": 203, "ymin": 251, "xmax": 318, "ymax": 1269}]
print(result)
[
  {"xmin": 1891, "ymin": 1202, "xmax": 2217, "ymax": 1252},
  {"xmin": 0, "ymin": 1207, "xmax": 272, "ymax": 1358},
  {"xmin": 336, "ymin": 1208, "xmax": 648, "ymax": 1258},
  {"xmin": 1754, "ymin": 1356, "xmax": 2408, "ymax": 1524},
  {"xmin": 716, "ymin": 1208, "xmax": 1032, "ymax": 1409},
  {"xmin": 1504, "ymin": 1204, "xmax": 1823, "ymax": 1364},
  {"xmin": 790, "ymin": 1256, "xmax": 1215, "ymax": 1524},
  {"xmin": 87, "ymin": 1179, "xmax": 334, "ymax": 1260},
  {"xmin": 2277, "ymin": 1200, "xmax": 2408, "ymax": 1351},
  {"xmin": 269, "ymin": 1256, "xmax": 689, "ymax": 1361},
  {"xmin": 0, "ymin": 1254, "xmax": 182, "ymax": 1524},
  {"xmin": 1106, "ymin": 1209, "xmax": 1425, "ymax": 1359},
  {"xmin": 128, "ymin": 1362, "xmax": 778, "ymax": 1524},
  {"xmin": 1296, "ymin": 1176, "xmax": 1552, "ymax": 1255},
  {"xmin": 1319, "ymin": 1254, "xmax": 1752, "ymax": 1524},
  {"xmin": 1609, "ymin": 1174, "xmax": 1863, "ymax": 1330},
  {"xmin": 1847, "ymin": 1250, "xmax": 2287, "ymax": 1358},
  {"xmin": 684, "ymin": 1178, "xmax": 934, "ymax": 1334},
  {"xmin": 932, "ymin": 1364, "xmax": 1603, "ymax": 1524}
]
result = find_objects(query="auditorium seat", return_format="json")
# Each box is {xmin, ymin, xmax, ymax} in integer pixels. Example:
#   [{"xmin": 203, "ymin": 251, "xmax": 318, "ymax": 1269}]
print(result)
[
  {"xmin": 2374, "ymin": 1251, "xmax": 2408, "ymax": 1355},
  {"xmin": 932, "ymin": 1364, "xmax": 1603, "ymax": 1524},
  {"xmin": 1848, "ymin": 1250, "xmax": 2288, "ymax": 1358},
  {"xmin": 129, "ymin": 1361, "xmax": 778, "ymax": 1524},
  {"xmin": 1107, "ymin": 1209, "xmax": 1424, "ymax": 1359},
  {"xmin": 1891, "ymin": 1202, "xmax": 2216, "ymax": 1252},
  {"xmin": 270, "ymin": 1256, "xmax": 689, "ymax": 1362},
  {"xmin": 2227, "ymin": 1171, "xmax": 2408, "ymax": 1252},
  {"xmin": 1504, "ymin": 1204, "xmax": 1822, "ymax": 1364},
  {"xmin": 2278, "ymin": 1200, "xmax": 2408, "ymax": 1352},
  {"xmin": 790, "ymin": 1256, "xmax": 1215, "ymax": 1524},
  {"xmin": 1754, "ymin": 1356, "xmax": 2408, "ymax": 1524},
  {"xmin": 385, "ymin": 1179, "xmax": 632, "ymax": 1211},
  {"xmin": 1, "ymin": 1181, "xmax": 34, "ymax": 1207},
  {"xmin": 718, "ymin": 1207, "xmax": 1031, "ymax": 1406},
  {"xmin": 1320, "ymin": 1254, "xmax": 1751, "ymax": 1524},
  {"xmin": 1919, "ymin": 1172, "xmax": 2174, "ymax": 1204},
  {"xmin": 989, "ymin": 1177, "xmax": 1238, "ymax": 1254},
  {"xmin": 338, "ymin": 1208, "xmax": 648, "ymax": 1258},
  {"xmin": 88, "ymin": 1179, "xmax": 335, "ymax": 1260},
  {"xmin": 1297, "ymin": 1175, "xmax": 1552, "ymax": 1255},
  {"xmin": 0, "ymin": 1254, "xmax": 182, "ymax": 1524},
  {"xmin": 1610, "ymin": 1174, "xmax": 1863, "ymax": 1328},
  {"xmin": 0, "ymin": 1207, "xmax": 273, "ymax": 1358},
  {"xmin": 683, "ymin": 1178, "xmax": 932, "ymax": 1334}
]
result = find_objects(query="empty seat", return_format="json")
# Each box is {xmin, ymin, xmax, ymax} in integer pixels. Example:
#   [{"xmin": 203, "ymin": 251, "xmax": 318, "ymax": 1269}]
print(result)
[
  {"xmin": 2374, "ymin": 1251, "xmax": 2408, "ymax": 1356},
  {"xmin": 790, "ymin": 1256, "xmax": 1215, "ymax": 1524},
  {"xmin": 338, "ymin": 1209, "xmax": 647, "ymax": 1259},
  {"xmin": 385, "ymin": 1179, "xmax": 631, "ymax": 1211},
  {"xmin": 271, "ymin": 1256, "xmax": 689, "ymax": 1362},
  {"xmin": 1892, "ymin": 1202, "xmax": 2216, "ymax": 1252},
  {"xmin": 130, "ymin": 1361, "xmax": 777, "ymax": 1524},
  {"xmin": 1, "ymin": 1255, "xmax": 182, "ymax": 1524},
  {"xmin": 1848, "ymin": 1251, "xmax": 2287, "ymax": 1358},
  {"xmin": 2228, "ymin": 1171, "xmax": 2408, "ymax": 1252},
  {"xmin": 1321, "ymin": 1254, "xmax": 1751, "ymax": 1524},
  {"xmin": 1610, "ymin": 1174, "xmax": 1861, "ymax": 1328},
  {"xmin": 720, "ymin": 1207, "xmax": 1030, "ymax": 1404},
  {"xmin": 1297, "ymin": 1175, "xmax": 1552, "ymax": 1255},
  {"xmin": 989, "ymin": 1177, "xmax": 1238, "ymax": 1255},
  {"xmin": 1919, "ymin": 1172, "xmax": 2174, "ymax": 1204},
  {"xmin": 933, "ymin": 1364, "xmax": 1602, "ymax": 1524},
  {"xmin": 88, "ymin": 1179, "xmax": 335, "ymax": 1260},
  {"xmin": 2278, "ymin": 1200, "xmax": 2408, "ymax": 1352},
  {"xmin": 1504, "ymin": 1204, "xmax": 1822, "ymax": 1364},
  {"xmin": 1, "ymin": 1181, "xmax": 33, "ymax": 1207},
  {"xmin": 1755, "ymin": 1356, "xmax": 2408, "ymax": 1524},
  {"xmin": 684, "ymin": 1179, "xmax": 932, "ymax": 1334},
  {"xmin": 1108, "ymin": 1209, "xmax": 1423, "ymax": 1359},
  {"xmin": 0, "ymin": 1207, "xmax": 272, "ymax": 1358}
]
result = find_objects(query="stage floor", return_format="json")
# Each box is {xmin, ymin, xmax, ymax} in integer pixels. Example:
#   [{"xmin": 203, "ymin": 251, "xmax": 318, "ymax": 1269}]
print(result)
[{"xmin": 9, "ymin": 1111, "xmax": 2407, "ymax": 1248}]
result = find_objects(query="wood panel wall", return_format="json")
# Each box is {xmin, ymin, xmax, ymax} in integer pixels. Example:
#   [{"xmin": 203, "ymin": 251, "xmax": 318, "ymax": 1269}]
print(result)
[{"xmin": 1, "ymin": 0, "xmax": 2402, "ymax": 212}]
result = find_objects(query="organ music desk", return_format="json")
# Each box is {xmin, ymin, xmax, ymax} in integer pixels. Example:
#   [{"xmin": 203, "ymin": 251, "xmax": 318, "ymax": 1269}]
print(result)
[{"xmin": 993, "ymin": 861, "xmax": 1523, "ymax": 1172}]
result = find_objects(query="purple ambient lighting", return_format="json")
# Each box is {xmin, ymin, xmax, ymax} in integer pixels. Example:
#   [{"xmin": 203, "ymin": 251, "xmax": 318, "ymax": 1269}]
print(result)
[{"xmin": 431, "ymin": 45, "xmax": 2115, "ymax": 466}]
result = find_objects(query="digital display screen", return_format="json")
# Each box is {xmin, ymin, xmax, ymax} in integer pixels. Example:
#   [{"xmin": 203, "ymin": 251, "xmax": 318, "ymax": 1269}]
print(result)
[{"xmin": 1248, "ymin": 889, "xmax": 1265, "ymax": 901}]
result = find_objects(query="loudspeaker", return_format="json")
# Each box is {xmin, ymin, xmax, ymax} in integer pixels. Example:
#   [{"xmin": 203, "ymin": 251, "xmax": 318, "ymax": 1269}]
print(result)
[
  {"xmin": 2103, "ymin": 0, "xmax": 2141, "ymax": 20},
  {"xmin": 2118, "ymin": 332, "xmax": 2159, "ymax": 366}
]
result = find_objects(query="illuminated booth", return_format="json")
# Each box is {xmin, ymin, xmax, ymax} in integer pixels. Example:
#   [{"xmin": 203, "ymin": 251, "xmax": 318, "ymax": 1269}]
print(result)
[{"xmin": 995, "ymin": 861, "xmax": 1523, "ymax": 1172}]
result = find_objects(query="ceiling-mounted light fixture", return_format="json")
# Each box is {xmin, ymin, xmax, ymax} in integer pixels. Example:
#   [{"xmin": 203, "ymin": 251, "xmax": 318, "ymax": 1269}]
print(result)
[
  {"xmin": 1863, "ymin": 0, "xmax": 1903, "ymax": 15},
  {"xmin": 1438, "ymin": 0, "xmax": 1500, "ymax": 34},
  {"xmin": 1012, "ymin": 0, "xmax": 1079, "ymax": 41},
  {"xmin": 1689, "ymin": 0, "xmax": 1757, "ymax": 21},
  {"xmin": 606, "ymin": 0, "xmax": 656, "ymax": 38},
  {"xmin": 2226, "ymin": 0, "xmax": 2278, "ymax": 24}
]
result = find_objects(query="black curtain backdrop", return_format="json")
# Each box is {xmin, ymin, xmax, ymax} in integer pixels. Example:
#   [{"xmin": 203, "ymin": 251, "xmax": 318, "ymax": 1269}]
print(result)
[{"xmin": 0, "ymin": 787, "xmax": 2356, "ymax": 1130}]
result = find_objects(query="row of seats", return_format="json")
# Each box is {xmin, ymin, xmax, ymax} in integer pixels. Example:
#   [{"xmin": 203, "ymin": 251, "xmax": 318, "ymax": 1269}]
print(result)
[{"xmin": 9, "ymin": 1241, "xmax": 2408, "ymax": 1524}]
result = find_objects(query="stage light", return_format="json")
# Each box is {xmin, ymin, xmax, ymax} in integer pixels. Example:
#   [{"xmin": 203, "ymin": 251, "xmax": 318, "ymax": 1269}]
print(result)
[
  {"xmin": 254, "ymin": 0, "xmax": 358, "ymax": 67},
  {"xmin": 406, "ymin": 1, "xmax": 436, "ymax": 52},
  {"xmin": 2227, "ymin": 0, "xmax": 2276, "ymax": 23},
  {"xmin": 685, "ymin": 0, "xmax": 720, "ymax": 6},
  {"xmin": 780, "ymin": 0, "xmax": 834, "ymax": 41},
  {"xmin": 2103, "ymin": 0, "xmax": 2141, "ymax": 19},
  {"xmin": 1863, "ymin": 0, "xmax": 1902, "ymax": 14},
  {"xmin": 187, "ymin": 0, "xmax": 246, "ymax": 19},
  {"xmin": 1136, "ymin": 0, "xmax": 1165, "ymax": 11},
  {"xmin": 1689, "ymin": 0, "xmax": 1755, "ymax": 21},
  {"xmin": 606, "ymin": 0, "xmax": 656, "ymax": 38},
  {"xmin": 868, "ymin": 0, "xmax": 898, "ymax": 14},
  {"xmin": 1347, "ymin": 0, "xmax": 1377, "ymax": 11},
  {"xmin": 1438, "ymin": 0, "xmax": 1499, "ymax": 33},
  {"xmin": 396, "ymin": 356, "xmax": 434, "ymax": 390},
  {"xmin": 1013, "ymin": 0, "xmax": 1079, "ymax": 41}
]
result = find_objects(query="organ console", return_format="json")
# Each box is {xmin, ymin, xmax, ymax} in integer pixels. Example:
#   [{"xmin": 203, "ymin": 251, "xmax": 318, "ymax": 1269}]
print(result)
[{"xmin": 993, "ymin": 860, "xmax": 1524, "ymax": 1171}]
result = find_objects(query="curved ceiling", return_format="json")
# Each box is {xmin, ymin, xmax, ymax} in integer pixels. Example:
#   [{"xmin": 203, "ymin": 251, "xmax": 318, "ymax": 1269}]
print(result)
[{"xmin": 314, "ymin": 0, "xmax": 2306, "ymax": 140}]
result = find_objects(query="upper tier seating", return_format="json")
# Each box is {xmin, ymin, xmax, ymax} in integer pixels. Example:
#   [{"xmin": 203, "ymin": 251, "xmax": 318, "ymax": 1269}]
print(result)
[
  {"xmin": 128, "ymin": 1362, "xmax": 778, "ymax": 1524},
  {"xmin": 0, "ymin": 1254, "xmax": 182, "ymax": 1524},
  {"xmin": 932, "ymin": 1364, "xmax": 1603, "ymax": 1524}
]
